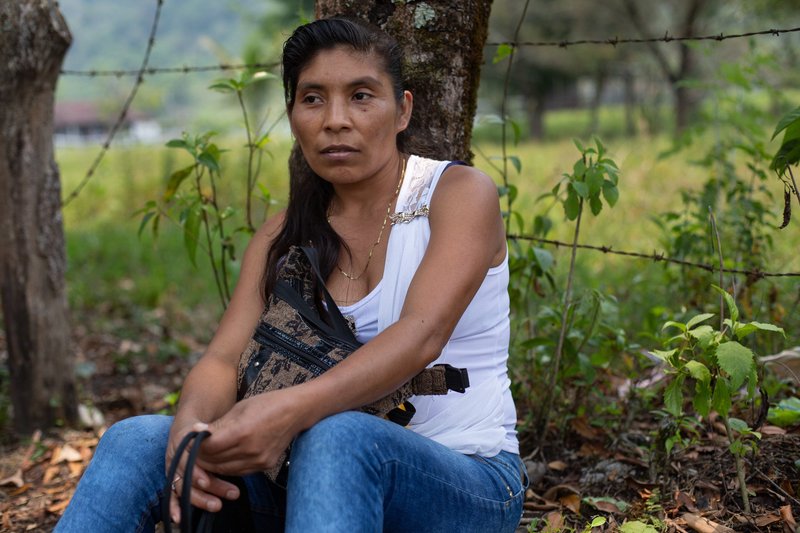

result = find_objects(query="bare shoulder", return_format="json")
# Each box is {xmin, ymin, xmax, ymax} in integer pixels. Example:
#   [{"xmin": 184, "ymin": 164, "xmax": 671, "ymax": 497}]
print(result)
[
  {"xmin": 430, "ymin": 164, "xmax": 501, "ymax": 220},
  {"xmin": 428, "ymin": 164, "xmax": 505, "ymax": 265}
]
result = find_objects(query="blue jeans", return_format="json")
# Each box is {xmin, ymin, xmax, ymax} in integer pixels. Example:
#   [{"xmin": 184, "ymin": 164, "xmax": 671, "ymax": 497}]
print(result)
[{"xmin": 56, "ymin": 412, "xmax": 526, "ymax": 532}]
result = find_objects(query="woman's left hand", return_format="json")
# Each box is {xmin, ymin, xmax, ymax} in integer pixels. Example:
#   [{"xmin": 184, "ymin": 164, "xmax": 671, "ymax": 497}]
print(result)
[{"xmin": 195, "ymin": 387, "xmax": 309, "ymax": 475}]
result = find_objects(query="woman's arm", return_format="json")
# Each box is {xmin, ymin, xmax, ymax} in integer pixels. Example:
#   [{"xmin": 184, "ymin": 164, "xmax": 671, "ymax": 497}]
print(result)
[
  {"xmin": 197, "ymin": 165, "xmax": 505, "ymax": 474},
  {"xmin": 165, "ymin": 212, "xmax": 284, "ymax": 519}
]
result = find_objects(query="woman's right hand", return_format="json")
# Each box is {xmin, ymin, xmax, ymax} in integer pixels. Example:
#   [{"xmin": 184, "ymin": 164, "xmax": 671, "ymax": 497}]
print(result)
[{"xmin": 165, "ymin": 421, "xmax": 242, "ymax": 525}]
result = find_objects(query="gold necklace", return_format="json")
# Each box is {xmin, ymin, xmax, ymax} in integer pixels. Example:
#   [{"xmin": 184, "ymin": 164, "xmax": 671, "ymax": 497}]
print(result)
[{"xmin": 328, "ymin": 155, "xmax": 407, "ymax": 281}]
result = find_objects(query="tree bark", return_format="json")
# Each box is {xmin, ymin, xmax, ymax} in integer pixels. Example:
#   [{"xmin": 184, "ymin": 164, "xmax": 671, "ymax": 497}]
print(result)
[
  {"xmin": 0, "ymin": 0, "xmax": 77, "ymax": 434},
  {"xmin": 315, "ymin": 0, "xmax": 493, "ymax": 163}
]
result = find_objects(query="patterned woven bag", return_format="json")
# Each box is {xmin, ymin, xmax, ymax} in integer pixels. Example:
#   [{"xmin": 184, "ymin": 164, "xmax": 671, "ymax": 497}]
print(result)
[{"xmin": 236, "ymin": 245, "xmax": 469, "ymax": 481}]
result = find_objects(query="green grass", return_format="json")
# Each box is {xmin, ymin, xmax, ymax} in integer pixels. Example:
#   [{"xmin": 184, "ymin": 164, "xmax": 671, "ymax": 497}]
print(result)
[{"xmin": 57, "ymin": 112, "xmax": 799, "ymax": 348}]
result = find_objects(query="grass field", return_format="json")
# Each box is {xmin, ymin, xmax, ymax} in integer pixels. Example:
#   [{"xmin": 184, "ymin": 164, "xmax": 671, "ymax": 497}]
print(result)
[{"xmin": 56, "ymin": 110, "xmax": 799, "ymax": 349}]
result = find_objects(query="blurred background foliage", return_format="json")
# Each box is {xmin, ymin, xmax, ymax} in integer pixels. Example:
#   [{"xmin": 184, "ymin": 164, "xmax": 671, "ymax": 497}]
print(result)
[{"xmin": 5, "ymin": 0, "xmax": 797, "ymax": 455}]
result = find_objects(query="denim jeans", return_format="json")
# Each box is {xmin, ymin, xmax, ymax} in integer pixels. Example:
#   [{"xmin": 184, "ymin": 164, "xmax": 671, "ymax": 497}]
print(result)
[{"xmin": 55, "ymin": 412, "xmax": 526, "ymax": 532}]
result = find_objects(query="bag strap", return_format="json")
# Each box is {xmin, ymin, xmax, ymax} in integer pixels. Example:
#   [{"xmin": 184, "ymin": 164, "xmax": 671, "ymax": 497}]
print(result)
[
  {"xmin": 300, "ymin": 245, "xmax": 359, "ymax": 340},
  {"xmin": 163, "ymin": 430, "xmax": 213, "ymax": 533}
]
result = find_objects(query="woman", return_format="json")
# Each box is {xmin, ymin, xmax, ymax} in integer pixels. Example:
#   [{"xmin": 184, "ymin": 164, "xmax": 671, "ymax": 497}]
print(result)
[{"xmin": 56, "ymin": 17, "xmax": 525, "ymax": 532}]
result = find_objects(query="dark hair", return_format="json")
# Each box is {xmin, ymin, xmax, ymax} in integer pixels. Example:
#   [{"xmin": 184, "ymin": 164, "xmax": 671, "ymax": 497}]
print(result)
[{"xmin": 262, "ymin": 17, "xmax": 408, "ymax": 300}]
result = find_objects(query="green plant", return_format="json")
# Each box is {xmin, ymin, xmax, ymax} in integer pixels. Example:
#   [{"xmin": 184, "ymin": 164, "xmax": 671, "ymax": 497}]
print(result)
[
  {"xmin": 535, "ymin": 137, "xmax": 620, "ymax": 443},
  {"xmin": 769, "ymin": 104, "xmax": 800, "ymax": 228},
  {"xmin": 650, "ymin": 285, "xmax": 785, "ymax": 513},
  {"xmin": 652, "ymin": 49, "xmax": 786, "ymax": 321},
  {"xmin": 138, "ymin": 71, "xmax": 278, "ymax": 309}
]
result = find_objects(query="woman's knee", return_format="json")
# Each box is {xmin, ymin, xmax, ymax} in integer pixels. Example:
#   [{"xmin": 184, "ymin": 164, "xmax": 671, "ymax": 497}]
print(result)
[
  {"xmin": 95, "ymin": 414, "xmax": 171, "ymax": 461},
  {"xmin": 293, "ymin": 411, "xmax": 381, "ymax": 460}
]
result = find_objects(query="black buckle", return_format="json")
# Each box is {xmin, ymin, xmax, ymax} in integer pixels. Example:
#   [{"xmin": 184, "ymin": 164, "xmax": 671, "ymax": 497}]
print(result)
[{"xmin": 442, "ymin": 364, "xmax": 470, "ymax": 393}]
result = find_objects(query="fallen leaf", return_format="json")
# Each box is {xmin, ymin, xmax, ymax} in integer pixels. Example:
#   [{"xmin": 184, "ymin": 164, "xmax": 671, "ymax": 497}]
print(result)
[
  {"xmin": 560, "ymin": 493, "xmax": 581, "ymax": 514},
  {"xmin": 571, "ymin": 417, "xmax": 603, "ymax": 440},
  {"xmin": 51, "ymin": 444, "xmax": 82, "ymax": 464},
  {"xmin": 780, "ymin": 505, "xmax": 797, "ymax": 528},
  {"xmin": 47, "ymin": 499, "xmax": 70, "ymax": 514},
  {"xmin": 543, "ymin": 483, "xmax": 580, "ymax": 502},
  {"xmin": 9, "ymin": 484, "xmax": 32, "ymax": 497},
  {"xmin": 754, "ymin": 513, "xmax": 781, "ymax": 527},
  {"xmin": 675, "ymin": 490, "xmax": 698, "ymax": 512},
  {"xmin": 759, "ymin": 425, "xmax": 787, "ymax": 435},
  {"xmin": 42, "ymin": 466, "xmax": 61, "ymax": 484},
  {"xmin": 584, "ymin": 495, "xmax": 629, "ymax": 514},
  {"xmin": 544, "ymin": 511, "xmax": 565, "ymax": 532},
  {"xmin": 548, "ymin": 460, "xmax": 567, "ymax": 471},
  {"xmin": 68, "ymin": 462, "xmax": 84, "ymax": 477},
  {"xmin": 0, "ymin": 469, "xmax": 24, "ymax": 488}
]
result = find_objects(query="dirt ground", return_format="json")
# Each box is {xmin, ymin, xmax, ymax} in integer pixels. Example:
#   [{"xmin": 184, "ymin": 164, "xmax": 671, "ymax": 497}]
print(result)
[{"xmin": 1, "ymin": 329, "xmax": 798, "ymax": 532}]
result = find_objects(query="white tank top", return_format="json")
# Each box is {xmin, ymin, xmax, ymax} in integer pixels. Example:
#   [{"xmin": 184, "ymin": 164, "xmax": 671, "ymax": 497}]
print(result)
[{"xmin": 338, "ymin": 155, "xmax": 518, "ymax": 456}]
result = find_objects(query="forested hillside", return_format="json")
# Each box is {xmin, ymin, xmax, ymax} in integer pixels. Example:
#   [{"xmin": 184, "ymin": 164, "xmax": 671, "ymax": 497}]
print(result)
[{"xmin": 55, "ymin": 0, "xmax": 308, "ymax": 127}]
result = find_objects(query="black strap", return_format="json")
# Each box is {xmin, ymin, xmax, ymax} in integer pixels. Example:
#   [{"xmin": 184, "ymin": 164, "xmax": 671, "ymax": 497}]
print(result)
[
  {"xmin": 163, "ymin": 432, "xmax": 255, "ymax": 533},
  {"xmin": 162, "ymin": 430, "xmax": 212, "ymax": 533},
  {"xmin": 299, "ymin": 245, "xmax": 359, "ymax": 340}
]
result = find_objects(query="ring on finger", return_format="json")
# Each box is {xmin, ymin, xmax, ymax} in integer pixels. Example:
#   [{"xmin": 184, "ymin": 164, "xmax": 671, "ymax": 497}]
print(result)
[{"xmin": 171, "ymin": 474, "xmax": 182, "ymax": 492}]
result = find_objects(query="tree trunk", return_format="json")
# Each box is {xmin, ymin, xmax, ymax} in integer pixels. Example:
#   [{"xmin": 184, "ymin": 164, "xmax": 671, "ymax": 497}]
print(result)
[
  {"xmin": 587, "ymin": 68, "xmax": 607, "ymax": 135},
  {"xmin": 619, "ymin": 0, "xmax": 707, "ymax": 133},
  {"xmin": 526, "ymin": 97, "xmax": 545, "ymax": 140},
  {"xmin": 0, "ymin": 0, "xmax": 77, "ymax": 434},
  {"xmin": 315, "ymin": 0, "xmax": 493, "ymax": 163},
  {"xmin": 623, "ymin": 69, "xmax": 637, "ymax": 136}
]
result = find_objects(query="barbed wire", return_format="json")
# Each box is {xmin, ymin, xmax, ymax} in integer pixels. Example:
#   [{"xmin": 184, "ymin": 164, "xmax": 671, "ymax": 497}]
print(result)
[
  {"xmin": 61, "ymin": 0, "xmax": 164, "ymax": 207},
  {"xmin": 508, "ymin": 234, "xmax": 800, "ymax": 279},
  {"xmin": 59, "ymin": 25, "xmax": 800, "ymax": 78},
  {"xmin": 485, "ymin": 25, "xmax": 800, "ymax": 48},
  {"xmin": 60, "ymin": 62, "xmax": 279, "ymax": 78}
]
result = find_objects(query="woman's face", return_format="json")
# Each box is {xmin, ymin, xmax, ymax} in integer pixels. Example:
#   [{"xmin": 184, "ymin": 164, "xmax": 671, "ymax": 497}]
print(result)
[{"xmin": 288, "ymin": 46, "xmax": 412, "ymax": 185}]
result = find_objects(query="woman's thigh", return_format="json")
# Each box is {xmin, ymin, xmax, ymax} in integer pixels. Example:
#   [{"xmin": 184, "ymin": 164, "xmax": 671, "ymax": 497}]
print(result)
[
  {"xmin": 55, "ymin": 414, "xmax": 172, "ymax": 533},
  {"xmin": 286, "ymin": 411, "xmax": 526, "ymax": 533}
]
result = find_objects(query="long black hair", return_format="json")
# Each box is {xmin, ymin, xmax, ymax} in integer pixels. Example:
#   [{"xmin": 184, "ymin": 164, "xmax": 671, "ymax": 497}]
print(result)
[{"xmin": 262, "ymin": 17, "xmax": 409, "ymax": 301}]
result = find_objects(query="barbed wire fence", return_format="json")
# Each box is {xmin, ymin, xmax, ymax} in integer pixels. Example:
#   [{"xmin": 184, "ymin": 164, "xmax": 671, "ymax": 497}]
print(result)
[{"xmin": 56, "ymin": 0, "xmax": 800, "ymax": 280}]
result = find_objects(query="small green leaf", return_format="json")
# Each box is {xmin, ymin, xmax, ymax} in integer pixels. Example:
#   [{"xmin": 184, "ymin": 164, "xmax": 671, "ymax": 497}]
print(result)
[
  {"xmin": 686, "ymin": 313, "xmax": 715, "ymax": 330},
  {"xmin": 716, "ymin": 341, "xmax": 754, "ymax": 390},
  {"xmin": 586, "ymin": 168, "xmax": 603, "ymax": 196},
  {"xmin": 571, "ymin": 181, "xmax": 589, "ymax": 199},
  {"xmin": 767, "ymin": 397, "xmax": 800, "ymax": 427},
  {"xmin": 665, "ymin": 376, "xmax": 684, "ymax": 417},
  {"xmin": 619, "ymin": 520, "xmax": 658, "ymax": 533},
  {"xmin": 711, "ymin": 379, "xmax": 732, "ymax": 417},
  {"xmin": 693, "ymin": 378, "xmax": 711, "ymax": 417},
  {"xmin": 183, "ymin": 207, "xmax": 201, "ymax": 266},
  {"xmin": 589, "ymin": 194, "xmax": 603, "ymax": 216},
  {"xmin": 510, "ymin": 119, "xmax": 522, "ymax": 146},
  {"xmin": 508, "ymin": 155, "xmax": 521, "ymax": 174},
  {"xmin": 662, "ymin": 321, "xmax": 687, "ymax": 333},
  {"xmin": 198, "ymin": 151, "xmax": 221, "ymax": 172},
  {"xmin": 138, "ymin": 211, "xmax": 156, "ymax": 237},
  {"xmin": 492, "ymin": 43, "xmax": 514, "ymax": 64},
  {"xmin": 209, "ymin": 79, "xmax": 239, "ymax": 93},
  {"xmin": 739, "ymin": 321, "xmax": 785, "ymax": 339},
  {"xmin": 602, "ymin": 182, "xmax": 619, "ymax": 207},
  {"xmin": 711, "ymin": 285, "xmax": 739, "ymax": 323},
  {"xmin": 573, "ymin": 159, "xmax": 587, "ymax": 179},
  {"xmin": 687, "ymin": 325, "xmax": 715, "ymax": 346},
  {"xmin": 564, "ymin": 189, "xmax": 580, "ymax": 220},
  {"xmin": 771, "ymin": 105, "xmax": 800, "ymax": 140},
  {"xmin": 728, "ymin": 417, "xmax": 751, "ymax": 434},
  {"xmin": 163, "ymin": 165, "xmax": 195, "ymax": 203},
  {"xmin": 166, "ymin": 138, "xmax": 188, "ymax": 149},
  {"xmin": 573, "ymin": 138, "xmax": 586, "ymax": 152},
  {"xmin": 650, "ymin": 349, "xmax": 677, "ymax": 366},
  {"xmin": 685, "ymin": 360, "xmax": 710, "ymax": 383}
]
